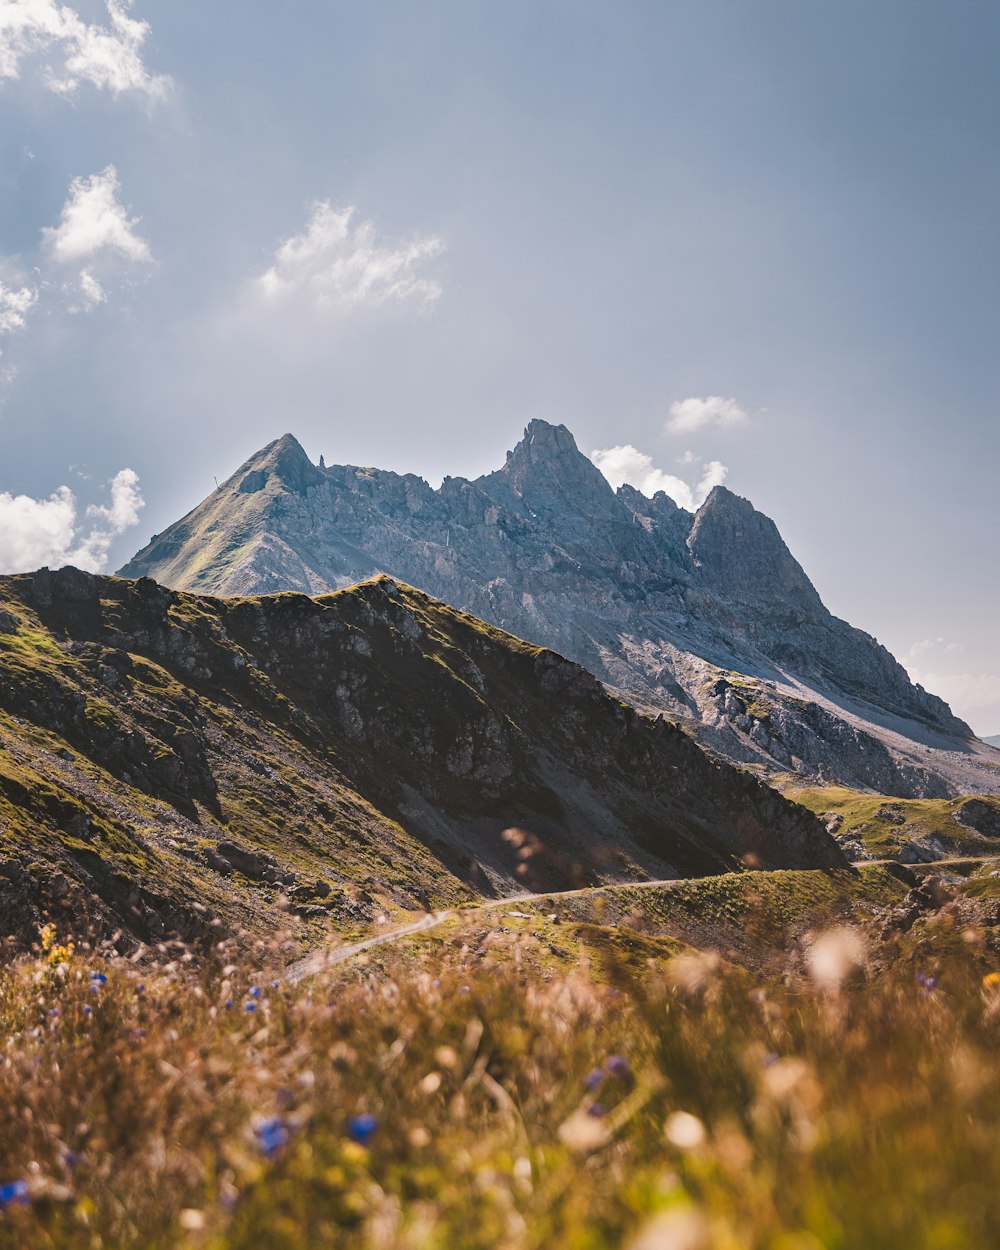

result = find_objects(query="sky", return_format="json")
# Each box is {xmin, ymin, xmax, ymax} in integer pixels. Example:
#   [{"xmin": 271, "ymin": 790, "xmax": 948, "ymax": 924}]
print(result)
[{"xmin": 0, "ymin": 0, "xmax": 997, "ymax": 733}]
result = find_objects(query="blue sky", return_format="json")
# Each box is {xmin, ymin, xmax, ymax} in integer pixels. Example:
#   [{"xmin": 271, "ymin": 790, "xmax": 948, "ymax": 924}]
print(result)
[{"xmin": 0, "ymin": 0, "xmax": 997, "ymax": 732}]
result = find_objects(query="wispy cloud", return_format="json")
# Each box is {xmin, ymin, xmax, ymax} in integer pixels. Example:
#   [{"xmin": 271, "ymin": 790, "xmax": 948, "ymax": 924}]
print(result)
[
  {"xmin": 0, "ymin": 279, "xmax": 37, "ymax": 333},
  {"xmin": 0, "ymin": 0, "xmax": 170, "ymax": 100},
  {"xmin": 255, "ymin": 203, "xmax": 445, "ymax": 315},
  {"xmin": 0, "ymin": 468, "xmax": 144, "ymax": 574},
  {"xmin": 667, "ymin": 395, "xmax": 749, "ymax": 434},
  {"xmin": 591, "ymin": 444, "xmax": 728, "ymax": 511},
  {"xmin": 42, "ymin": 165, "xmax": 152, "ymax": 312}
]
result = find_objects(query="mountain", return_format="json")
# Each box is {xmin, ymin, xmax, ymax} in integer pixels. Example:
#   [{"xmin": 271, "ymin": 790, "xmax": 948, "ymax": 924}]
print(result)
[
  {"xmin": 119, "ymin": 422, "xmax": 1000, "ymax": 799},
  {"xmin": 0, "ymin": 565, "xmax": 841, "ymax": 947},
  {"xmin": 985, "ymin": 735, "xmax": 1000, "ymax": 749}
]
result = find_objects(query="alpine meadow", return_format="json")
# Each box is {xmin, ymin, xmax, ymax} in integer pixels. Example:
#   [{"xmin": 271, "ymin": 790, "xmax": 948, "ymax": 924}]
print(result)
[{"xmin": 1, "ymin": 4, "xmax": 999, "ymax": 1248}]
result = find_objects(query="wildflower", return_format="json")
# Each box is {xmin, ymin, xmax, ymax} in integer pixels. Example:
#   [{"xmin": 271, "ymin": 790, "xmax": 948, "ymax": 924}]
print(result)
[
  {"xmin": 585, "ymin": 1068, "xmax": 604, "ymax": 1090},
  {"xmin": 89, "ymin": 971, "xmax": 107, "ymax": 987},
  {"xmin": 665, "ymin": 1111, "xmax": 706, "ymax": 1150},
  {"xmin": 249, "ymin": 986, "xmax": 262, "ymax": 999},
  {"xmin": 587, "ymin": 1103, "xmax": 608, "ymax": 1118},
  {"xmin": 224, "ymin": 998, "xmax": 234, "ymax": 1009},
  {"xmin": 272, "ymin": 980, "xmax": 280, "ymax": 990},
  {"xmin": 0, "ymin": 1180, "xmax": 29, "ymax": 1209},
  {"xmin": 49, "ymin": 1008, "xmax": 59, "ymax": 1018},
  {"xmin": 83, "ymin": 1005, "xmax": 92, "ymax": 1017},
  {"xmin": 917, "ymin": 972, "xmax": 937, "ymax": 992},
  {"xmin": 605, "ymin": 1055, "xmax": 630, "ymax": 1079},
  {"xmin": 983, "ymin": 972, "xmax": 1000, "ymax": 989},
  {"xmin": 806, "ymin": 927, "xmax": 866, "ymax": 991},
  {"xmin": 245, "ymin": 1002, "xmax": 257, "ymax": 1013},
  {"xmin": 347, "ymin": 1114, "xmax": 378, "ymax": 1144},
  {"xmin": 255, "ymin": 1117, "xmax": 290, "ymax": 1158}
]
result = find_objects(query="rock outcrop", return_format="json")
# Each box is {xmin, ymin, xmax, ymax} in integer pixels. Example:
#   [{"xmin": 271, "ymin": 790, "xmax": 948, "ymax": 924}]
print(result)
[{"xmin": 119, "ymin": 422, "xmax": 1000, "ymax": 798}]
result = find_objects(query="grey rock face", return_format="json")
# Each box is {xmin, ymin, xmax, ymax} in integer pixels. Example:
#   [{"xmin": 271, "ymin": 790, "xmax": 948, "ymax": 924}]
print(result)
[{"xmin": 119, "ymin": 422, "xmax": 1000, "ymax": 798}]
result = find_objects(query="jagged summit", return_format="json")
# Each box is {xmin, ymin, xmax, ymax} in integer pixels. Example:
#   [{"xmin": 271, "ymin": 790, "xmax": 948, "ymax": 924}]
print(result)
[
  {"xmin": 688, "ymin": 484, "xmax": 823, "ymax": 611},
  {"xmin": 232, "ymin": 432, "xmax": 323, "ymax": 496},
  {"xmin": 119, "ymin": 420, "xmax": 997, "ymax": 797}
]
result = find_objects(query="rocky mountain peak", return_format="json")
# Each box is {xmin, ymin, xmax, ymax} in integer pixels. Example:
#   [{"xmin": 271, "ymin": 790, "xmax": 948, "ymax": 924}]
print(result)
[
  {"xmin": 234, "ymin": 432, "xmax": 324, "ymax": 497},
  {"xmin": 494, "ymin": 419, "xmax": 620, "ymax": 519},
  {"xmin": 687, "ymin": 485, "xmax": 822, "ymax": 611}
]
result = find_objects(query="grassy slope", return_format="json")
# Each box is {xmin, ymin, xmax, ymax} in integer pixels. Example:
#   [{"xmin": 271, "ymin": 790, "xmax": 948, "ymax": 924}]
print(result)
[
  {"xmin": 0, "ymin": 568, "xmax": 841, "ymax": 951},
  {"xmin": 3, "ymin": 892, "xmax": 1000, "ymax": 1249},
  {"xmin": 783, "ymin": 783, "xmax": 1000, "ymax": 856}
]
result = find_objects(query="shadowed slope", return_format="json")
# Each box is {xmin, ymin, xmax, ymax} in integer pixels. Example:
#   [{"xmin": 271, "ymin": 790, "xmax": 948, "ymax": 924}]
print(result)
[{"xmin": 0, "ymin": 567, "xmax": 841, "ymax": 947}]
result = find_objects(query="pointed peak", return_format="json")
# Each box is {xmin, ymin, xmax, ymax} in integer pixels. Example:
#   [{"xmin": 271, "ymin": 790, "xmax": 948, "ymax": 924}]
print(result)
[
  {"xmin": 230, "ymin": 433, "xmax": 324, "ymax": 496},
  {"xmin": 695, "ymin": 483, "xmax": 752, "ymax": 516},
  {"xmin": 688, "ymin": 486, "xmax": 822, "ymax": 610},
  {"xmin": 516, "ymin": 419, "xmax": 580, "ymax": 456},
  {"xmin": 493, "ymin": 420, "xmax": 621, "ymax": 516}
]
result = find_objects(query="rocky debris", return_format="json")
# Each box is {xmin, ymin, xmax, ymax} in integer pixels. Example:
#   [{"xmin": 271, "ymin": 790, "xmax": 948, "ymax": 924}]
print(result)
[
  {"xmin": 954, "ymin": 798, "xmax": 1000, "ymax": 839},
  {"xmin": 897, "ymin": 837, "xmax": 949, "ymax": 865},
  {"xmin": 117, "ymin": 421, "xmax": 993, "ymax": 798}
]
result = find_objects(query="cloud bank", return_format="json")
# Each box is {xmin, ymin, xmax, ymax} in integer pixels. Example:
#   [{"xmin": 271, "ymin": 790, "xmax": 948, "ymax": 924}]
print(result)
[
  {"xmin": 0, "ymin": 468, "xmax": 144, "ymax": 574},
  {"xmin": 0, "ymin": 0, "xmax": 170, "ymax": 99},
  {"xmin": 255, "ymin": 203, "xmax": 445, "ymax": 315},
  {"xmin": 591, "ymin": 444, "xmax": 727, "ymax": 511},
  {"xmin": 667, "ymin": 395, "xmax": 749, "ymax": 434}
]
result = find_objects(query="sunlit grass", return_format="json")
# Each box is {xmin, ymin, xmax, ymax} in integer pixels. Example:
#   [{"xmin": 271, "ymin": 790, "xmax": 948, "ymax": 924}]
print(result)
[{"xmin": 2, "ymin": 915, "xmax": 1000, "ymax": 1248}]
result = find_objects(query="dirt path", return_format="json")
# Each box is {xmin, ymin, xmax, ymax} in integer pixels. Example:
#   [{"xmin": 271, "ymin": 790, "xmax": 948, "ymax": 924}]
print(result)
[
  {"xmin": 286, "ymin": 910, "xmax": 449, "ymax": 984},
  {"xmin": 287, "ymin": 855, "xmax": 996, "ymax": 981}
]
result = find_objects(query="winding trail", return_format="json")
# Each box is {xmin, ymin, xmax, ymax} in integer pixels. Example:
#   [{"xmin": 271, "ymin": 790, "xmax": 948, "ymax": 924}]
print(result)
[
  {"xmin": 286, "ymin": 911, "xmax": 448, "ymax": 985},
  {"xmin": 286, "ymin": 855, "xmax": 995, "ymax": 982}
]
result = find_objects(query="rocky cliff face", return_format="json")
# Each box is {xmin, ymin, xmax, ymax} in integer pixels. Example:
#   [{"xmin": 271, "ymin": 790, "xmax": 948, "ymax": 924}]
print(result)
[
  {"xmin": 0, "ymin": 567, "xmax": 841, "ymax": 947},
  {"xmin": 119, "ymin": 422, "xmax": 1000, "ymax": 799}
]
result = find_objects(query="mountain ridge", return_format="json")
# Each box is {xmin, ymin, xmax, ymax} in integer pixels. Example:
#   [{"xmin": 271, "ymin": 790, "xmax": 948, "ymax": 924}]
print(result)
[
  {"xmin": 0, "ymin": 565, "xmax": 843, "ymax": 946},
  {"xmin": 119, "ymin": 422, "xmax": 1000, "ymax": 799}
]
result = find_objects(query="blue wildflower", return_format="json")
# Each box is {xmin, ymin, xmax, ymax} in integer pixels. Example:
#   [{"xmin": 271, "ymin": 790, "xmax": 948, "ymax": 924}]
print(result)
[
  {"xmin": 83, "ymin": 1005, "xmax": 92, "ymax": 1017},
  {"xmin": 348, "ymin": 1114, "xmax": 378, "ymax": 1144},
  {"xmin": 255, "ymin": 1117, "xmax": 289, "ymax": 1158},
  {"xmin": 89, "ymin": 971, "xmax": 107, "ymax": 985},
  {"xmin": 0, "ymin": 1180, "xmax": 28, "ymax": 1209},
  {"xmin": 245, "ymin": 1002, "xmax": 257, "ymax": 1013},
  {"xmin": 249, "ymin": 986, "xmax": 262, "ymax": 1000},
  {"xmin": 587, "ymin": 1103, "xmax": 608, "ymax": 1119},
  {"xmin": 605, "ymin": 1055, "xmax": 630, "ymax": 1078},
  {"xmin": 585, "ymin": 1068, "xmax": 604, "ymax": 1090},
  {"xmin": 272, "ymin": 980, "xmax": 280, "ymax": 990},
  {"xmin": 224, "ymin": 998, "xmax": 234, "ymax": 1009}
]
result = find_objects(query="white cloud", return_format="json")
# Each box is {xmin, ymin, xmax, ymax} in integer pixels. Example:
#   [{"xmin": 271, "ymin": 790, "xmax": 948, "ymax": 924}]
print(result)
[
  {"xmin": 76, "ymin": 267, "xmax": 106, "ymax": 310},
  {"xmin": 0, "ymin": 280, "xmax": 37, "ymax": 333},
  {"xmin": 0, "ymin": 467, "xmax": 143, "ymax": 574},
  {"xmin": 0, "ymin": 0, "xmax": 170, "ymax": 100},
  {"xmin": 591, "ymin": 444, "xmax": 728, "ymax": 511},
  {"xmin": 44, "ymin": 165, "xmax": 152, "ymax": 265},
  {"xmin": 256, "ymin": 203, "xmax": 445, "ymax": 315},
  {"xmin": 667, "ymin": 395, "xmax": 749, "ymax": 434}
]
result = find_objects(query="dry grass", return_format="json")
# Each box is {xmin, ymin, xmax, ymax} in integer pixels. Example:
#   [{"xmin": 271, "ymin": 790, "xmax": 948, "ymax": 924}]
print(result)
[{"xmin": 2, "ymin": 914, "xmax": 1000, "ymax": 1248}]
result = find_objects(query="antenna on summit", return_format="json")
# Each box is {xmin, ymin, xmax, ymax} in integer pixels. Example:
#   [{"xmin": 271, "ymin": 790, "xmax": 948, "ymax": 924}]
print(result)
[{"xmin": 214, "ymin": 476, "xmax": 220, "ymax": 491}]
